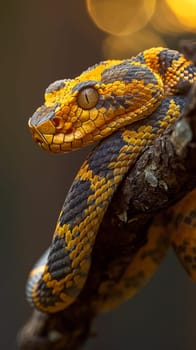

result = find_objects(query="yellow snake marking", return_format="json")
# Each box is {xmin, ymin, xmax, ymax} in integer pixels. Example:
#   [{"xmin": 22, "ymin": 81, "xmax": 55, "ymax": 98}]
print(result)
[{"xmin": 168, "ymin": 189, "xmax": 196, "ymax": 281}]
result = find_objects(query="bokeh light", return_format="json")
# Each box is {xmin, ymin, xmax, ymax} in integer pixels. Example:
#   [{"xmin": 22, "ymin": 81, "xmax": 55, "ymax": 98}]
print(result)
[
  {"xmin": 85, "ymin": 0, "xmax": 196, "ymax": 58},
  {"xmin": 86, "ymin": 0, "xmax": 156, "ymax": 36},
  {"xmin": 165, "ymin": 0, "xmax": 196, "ymax": 30},
  {"xmin": 102, "ymin": 29, "xmax": 165, "ymax": 58},
  {"xmin": 151, "ymin": 0, "xmax": 186, "ymax": 33}
]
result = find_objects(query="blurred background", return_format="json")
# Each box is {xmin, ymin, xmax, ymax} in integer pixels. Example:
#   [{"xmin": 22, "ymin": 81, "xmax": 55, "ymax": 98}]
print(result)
[{"xmin": 1, "ymin": 0, "xmax": 196, "ymax": 349}]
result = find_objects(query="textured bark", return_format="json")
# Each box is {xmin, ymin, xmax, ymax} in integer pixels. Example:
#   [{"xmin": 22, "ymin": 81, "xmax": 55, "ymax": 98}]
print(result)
[{"xmin": 18, "ymin": 42, "xmax": 196, "ymax": 350}]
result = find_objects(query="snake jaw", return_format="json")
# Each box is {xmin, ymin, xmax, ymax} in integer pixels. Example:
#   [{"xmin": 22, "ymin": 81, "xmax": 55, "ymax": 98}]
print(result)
[{"xmin": 28, "ymin": 103, "xmax": 64, "ymax": 150}]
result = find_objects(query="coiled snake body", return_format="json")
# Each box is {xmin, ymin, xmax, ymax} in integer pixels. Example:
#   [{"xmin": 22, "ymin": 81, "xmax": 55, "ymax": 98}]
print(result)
[{"xmin": 27, "ymin": 47, "xmax": 196, "ymax": 313}]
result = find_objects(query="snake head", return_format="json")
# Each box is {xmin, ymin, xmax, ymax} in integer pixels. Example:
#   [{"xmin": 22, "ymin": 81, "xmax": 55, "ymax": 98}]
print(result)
[
  {"xmin": 29, "ymin": 74, "xmax": 106, "ymax": 153},
  {"xmin": 28, "ymin": 79, "xmax": 75, "ymax": 153},
  {"xmin": 29, "ymin": 59, "xmax": 163, "ymax": 153}
]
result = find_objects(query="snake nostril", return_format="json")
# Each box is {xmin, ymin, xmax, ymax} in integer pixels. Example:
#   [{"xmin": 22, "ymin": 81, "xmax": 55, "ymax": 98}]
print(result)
[
  {"xmin": 53, "ymin": 116, "xmax": 64, "ymax": 130},
  {"xmin": 34, "ymin": 135, "xmax": 42, "ymax": 144}
]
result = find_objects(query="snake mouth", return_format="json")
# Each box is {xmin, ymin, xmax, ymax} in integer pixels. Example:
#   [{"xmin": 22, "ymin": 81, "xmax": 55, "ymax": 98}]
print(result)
[
  {"xmin": 28, "ymin": 120, "xmax": 49, "ymax": 146},
  {"xmin": 28, "ymin": 103, "xmax": 62, "ymax": 147}
]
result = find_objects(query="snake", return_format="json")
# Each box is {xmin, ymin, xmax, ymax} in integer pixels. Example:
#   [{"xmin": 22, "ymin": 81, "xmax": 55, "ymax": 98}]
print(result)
[{"xmin": 26, "ymin": 47, "xmax": 196, "ymax": 313}]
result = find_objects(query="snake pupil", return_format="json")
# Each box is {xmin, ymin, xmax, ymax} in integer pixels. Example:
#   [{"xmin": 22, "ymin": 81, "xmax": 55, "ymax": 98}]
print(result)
[{"xmin": 85, "ymin": 93, "xmax": 89, "ymax": 104}]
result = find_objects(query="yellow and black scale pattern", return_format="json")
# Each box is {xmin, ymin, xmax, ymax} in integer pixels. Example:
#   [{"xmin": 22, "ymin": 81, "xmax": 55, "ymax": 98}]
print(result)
[{"xmin": 27, "ymin": 47, "xmax": 196, "ymax": 313}]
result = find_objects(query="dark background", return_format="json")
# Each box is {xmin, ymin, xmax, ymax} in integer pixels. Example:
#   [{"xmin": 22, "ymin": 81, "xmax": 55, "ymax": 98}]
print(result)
[{"xmin": 1, "ymin": 1, "xmax": 196, "ymax": 349}]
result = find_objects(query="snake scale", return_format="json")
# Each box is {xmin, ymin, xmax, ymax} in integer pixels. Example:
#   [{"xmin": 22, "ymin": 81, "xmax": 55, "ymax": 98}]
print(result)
[{"xmin": 27, "ymin": 47, "xmax": 196, "ymax": 313}]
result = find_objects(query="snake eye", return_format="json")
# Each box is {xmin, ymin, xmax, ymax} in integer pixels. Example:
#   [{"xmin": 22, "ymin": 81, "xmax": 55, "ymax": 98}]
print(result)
[{"xmin": 77, "ymin": 87, "xmax": 99, "ymax": 110}]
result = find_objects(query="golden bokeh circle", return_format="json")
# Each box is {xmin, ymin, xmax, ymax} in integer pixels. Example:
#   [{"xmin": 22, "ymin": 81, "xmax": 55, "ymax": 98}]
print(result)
[
  {"xmin": 86, "ymin": 0, "xmax": 156, "ymax": 36},
  {"xmin": 151, "ymin": 0, "xmax": 187, "ymax": 33},
  {"xmin": 165, "ymin": 0, "xmax": 196, "ymax": 30}
]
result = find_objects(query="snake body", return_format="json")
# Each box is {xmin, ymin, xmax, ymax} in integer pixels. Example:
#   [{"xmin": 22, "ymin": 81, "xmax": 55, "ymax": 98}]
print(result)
[{"xmin": 27, "ymin": 47, "xmax": 196, "ymax": 313}]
